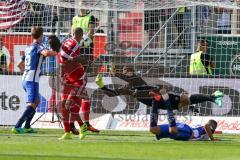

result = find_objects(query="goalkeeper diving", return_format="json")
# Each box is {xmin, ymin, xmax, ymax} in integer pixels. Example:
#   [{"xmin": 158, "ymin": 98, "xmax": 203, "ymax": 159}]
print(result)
[
  {"xmin": 95, "ymin": 63, "xmax": 223, "ymax": 141},
  {"xmin": 95, "ymin": 63, "xmax": 224, "ymax": 110}
]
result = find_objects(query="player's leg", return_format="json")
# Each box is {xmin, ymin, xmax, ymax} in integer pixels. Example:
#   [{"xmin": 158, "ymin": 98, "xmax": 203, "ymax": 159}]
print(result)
[
  {"xmin": 68, "ymin": 85, "xmax": 97, "ymax": 139},
  {"xmin": 178, "ymin": 90, "xmax": 224, "ymax": 108},
  {"xmin": 154, "ymin": 124, "xmax": 170, "ymax": 140},
  {"xmin": 58, "ymin": 99, "xmax": 72, "ymax": 140},
  {"xmin": 149, "ymin": 91, "xmax": 177, "ymax": 134},
  {"xmin": 80, "ymin": 89, "xmax": 100, "ymax": 134},
  {"xmin": 58, "ymin": 85, "xmax": 73, "ymax": 140},
  {"xmin": 23, "ymin": 100, "xmax": 39, "ymax": 133},
  {"xmin": 149, "ymin": 102, "xmax": 177, "ymax": 135},
  {"xmin": 160, "ymin": 92, "xmax": 178, "ymax": 134},
  {"xmin": 12, "ymin": 81, "xmax": 38, "ymax": 134},
  {"xmin": 61, "ymin": 88, "xmax": 86, "ymax": 138},
  {"xmin": 95, "ymin": 74, "xmax": 119, "ymax": 96},
  {"xmin": 69, "ymin": 104, "xmax": 82, "ymax": 135},
  {"xmin": 23, "ymin": 82, "xmax": 40, "ymax": 133},
  {"xmin": 77, "ymin": 93, "xmax": 89, "ymax": 139},
  {"xmin": 170, "ymin": 123, "xmax": 193, "ymax": 141},
  {"xmin": 149, "ymin": 99, "xmax": 159, "ymax": 134}
]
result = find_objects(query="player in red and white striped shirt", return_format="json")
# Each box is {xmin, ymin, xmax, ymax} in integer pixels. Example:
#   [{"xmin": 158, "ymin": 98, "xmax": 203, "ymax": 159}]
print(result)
[{"xmin": 58, "ymin": 27, "xmax": 90, "ymax": 140}]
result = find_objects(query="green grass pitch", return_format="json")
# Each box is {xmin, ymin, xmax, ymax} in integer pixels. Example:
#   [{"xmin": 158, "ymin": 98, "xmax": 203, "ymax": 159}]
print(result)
[{"xmin": 0, "ymin": 128, "xmax": 240, "ymax": 160}]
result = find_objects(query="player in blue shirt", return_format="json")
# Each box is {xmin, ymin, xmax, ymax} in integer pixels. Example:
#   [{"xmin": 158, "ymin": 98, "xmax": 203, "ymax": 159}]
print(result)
[
  {"xmin": 12, "ymin": 27, "xmax": 57, "ymax": 134},
  {"xmin": 152, "ymin": 119, "xmax": 219, "ymax": 141}
]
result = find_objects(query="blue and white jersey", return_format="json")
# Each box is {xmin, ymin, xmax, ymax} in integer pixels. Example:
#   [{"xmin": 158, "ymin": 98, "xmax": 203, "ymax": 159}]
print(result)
[
  {"xmin": 22, "ymin": 41, "xmax": 45, "ymax": 83},
  {"xmin": 191, "ymin": 125, "xmax": 209, "ymax": 140}
]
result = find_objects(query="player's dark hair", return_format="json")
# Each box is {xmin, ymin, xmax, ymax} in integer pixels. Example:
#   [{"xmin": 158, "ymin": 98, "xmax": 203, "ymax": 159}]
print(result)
[
  {"xmin": 48, "ymin": 35, "xmax": 61, "ymax": 52},
  {"xmin": 73, "ymin": 27, "xmax": 83, "ymax": 38},
  {"xmin": 31, "ymin": 26, "xmax": 43, "ymax": 39},
  {"xmin": 123, "ymin": 65, "xmax": 134, "ymax": 72},
  {"xmin": 207, "ymin": 119, "xmax": 217, "ymax": 133},
  {"xmin": 198, "ymin": 39, "xmax": 208, "ymax": 45}
]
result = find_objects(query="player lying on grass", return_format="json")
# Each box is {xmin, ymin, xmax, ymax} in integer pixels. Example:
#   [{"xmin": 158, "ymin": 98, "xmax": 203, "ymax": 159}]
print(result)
[
  {"xmin": 150, "ymin": 86, "xmax": 219, "ymax": 141},
  {"xmin": 151, "ymin": 119, "xmax": 219, "ymax": 141}
]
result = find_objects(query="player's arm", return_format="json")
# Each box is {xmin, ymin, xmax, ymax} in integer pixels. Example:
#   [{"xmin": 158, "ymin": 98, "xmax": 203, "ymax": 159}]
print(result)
[
  {"xmin": 87, "ymin": 15, "xmax": 96, "ymax": 37},
  {"xmin": 204, "ymin": 124, "xmax": 218, "ymax": 141},
  {"xmin": 17, "ymin": 60, "xmax": 25, "ymax": 73},
  {"xmin": 209, "ymin": 57, "xmax": 215, "ymax": 68},
  {"xmin": 205, "ymin": 53, "xmax": 215, "ymax": 68},
  {"xmin": 110, "ymin": 63, "xmax": 132, "ymax": 80},
  {"xmin": 17, "ymin": 55, "xmax": 25, "ymax": 73},
  {"xmin": 74, "ymin": 54, "xmax": 90, "ymax": 66},
  {"xmin": 41, "ymin": 50, "xmax": 57, "ymax": 57},
  {"xmin": 0, "ymin": 54, "xmax": 8, "ymax": 72}
]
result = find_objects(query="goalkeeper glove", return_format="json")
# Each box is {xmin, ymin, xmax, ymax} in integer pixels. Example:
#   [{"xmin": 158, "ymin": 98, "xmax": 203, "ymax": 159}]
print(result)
[{"xmin": 80, "ymin": 34, "xmax": 92, "ymax": 47}]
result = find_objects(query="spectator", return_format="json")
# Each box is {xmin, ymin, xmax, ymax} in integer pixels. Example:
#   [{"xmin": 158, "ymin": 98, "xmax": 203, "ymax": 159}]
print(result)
[
  {"xmin": 95, "ymin": 18, "xmax": 104, "ymax": 33},
  {"xmin": 189, "ymin": 40, "xmax": 215, "ymax": 75},
  {"xmin": 215, "ymin": 7, "xmax": 232, "ymax": 34},
  {"xmin": 0, "ymin": 38, "xmax": 8, "ymax": 73},
  {"xmin": 42, "ymin": 5, "xmax": 58, "ymax": 33},
  {"xmin": 144, "ymin": 9, "xmax": 161, "ymax": 48},
  {"xmin": 197, "ymin": 5, "xmax": 211, "ymax": 33},
  {"xmin": 173, "ymin": 5, "xmax": 189, "ymax": 48},
  {"xmin": 72, "ymin": 7, "xmax": 96, "ymax": 64}
]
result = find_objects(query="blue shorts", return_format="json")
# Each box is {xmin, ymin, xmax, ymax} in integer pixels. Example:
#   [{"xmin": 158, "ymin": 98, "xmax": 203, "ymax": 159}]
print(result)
[
  {"xmin": 22, "ymin": 81, "xmax": 39, "ymax": 103},
  {"xmin": 156, "ymin": 123, "xmax": 193, "ymax": 141}
]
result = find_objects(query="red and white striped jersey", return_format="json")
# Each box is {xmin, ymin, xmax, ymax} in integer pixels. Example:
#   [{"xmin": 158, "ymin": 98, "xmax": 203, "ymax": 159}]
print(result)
[
  {"xmin": 57, "ymin": 38, "xmax": 85, "ymax": 86},
  {"xmin": 59, "ymin": 38, "xmax": 81, "ymax": 62}
]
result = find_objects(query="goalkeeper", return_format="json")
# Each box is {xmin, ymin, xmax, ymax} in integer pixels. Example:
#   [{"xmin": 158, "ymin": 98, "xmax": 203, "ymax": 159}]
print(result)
[
  {"xmin": 95, "ymin": 63, "xmax": 223, "ymax": 135},
  {"xmin": 95, "ymin": 64, "xmax": 224, "ymax": 110}
]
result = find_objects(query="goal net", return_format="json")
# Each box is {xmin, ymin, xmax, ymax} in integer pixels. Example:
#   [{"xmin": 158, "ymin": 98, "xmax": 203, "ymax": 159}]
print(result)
[{"xmin": 1, "ymin": 0, "xmax": 240, "ymax": 132}]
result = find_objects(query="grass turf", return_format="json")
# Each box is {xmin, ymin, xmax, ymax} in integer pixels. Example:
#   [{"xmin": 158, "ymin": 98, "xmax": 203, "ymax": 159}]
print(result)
[{"xmin": 0, "ymin": 128, "xmax": 240, "ymax": 160}]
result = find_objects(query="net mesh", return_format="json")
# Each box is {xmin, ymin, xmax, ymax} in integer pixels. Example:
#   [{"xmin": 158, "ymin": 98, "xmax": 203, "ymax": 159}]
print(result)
[{"xmin": 1, "ymin": 0, "xmax": 240, "ymax": 127}]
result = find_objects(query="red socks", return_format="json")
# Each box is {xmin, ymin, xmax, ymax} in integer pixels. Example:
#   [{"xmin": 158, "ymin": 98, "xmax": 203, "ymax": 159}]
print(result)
[
  {"xmin": 82, "ymin": 99, "xmax": 90, "ymax": 122},
  {"xmin": 70, "ymin": 104, "xmax": 83, "ymax": 126},
  {"xmin": 61, "ymin": 106, "xmax": 70, "ymax": 132}
]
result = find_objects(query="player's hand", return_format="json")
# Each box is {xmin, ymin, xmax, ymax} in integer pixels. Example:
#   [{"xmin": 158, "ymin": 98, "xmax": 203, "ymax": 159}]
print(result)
[{"xmin": 110, "ymin": 63, "xmax": 116, "ymax": 76}]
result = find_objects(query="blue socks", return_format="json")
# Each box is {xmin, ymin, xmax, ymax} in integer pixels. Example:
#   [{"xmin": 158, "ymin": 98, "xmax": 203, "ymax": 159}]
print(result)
[
  {"xmin": 167, "ymin": 109, "xmax": 176, "ymax": 127},
  {"xmin": 150, "ymin": 94, "xmax": 176, "ymax": 128},
  {"xmin": 150, "ymin": 100, "xmax": 159, "ymax": 127},
  {"xmin": 15, "ymin": 106, "xmax": 36, "ymax": 128},
  {"xmin": 163, "ymin": 96, "xmax": 176, "ymax": 127},
  {"xmin": 24, "ymin": 108, "xmax": 36, "ymax": 129}
]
